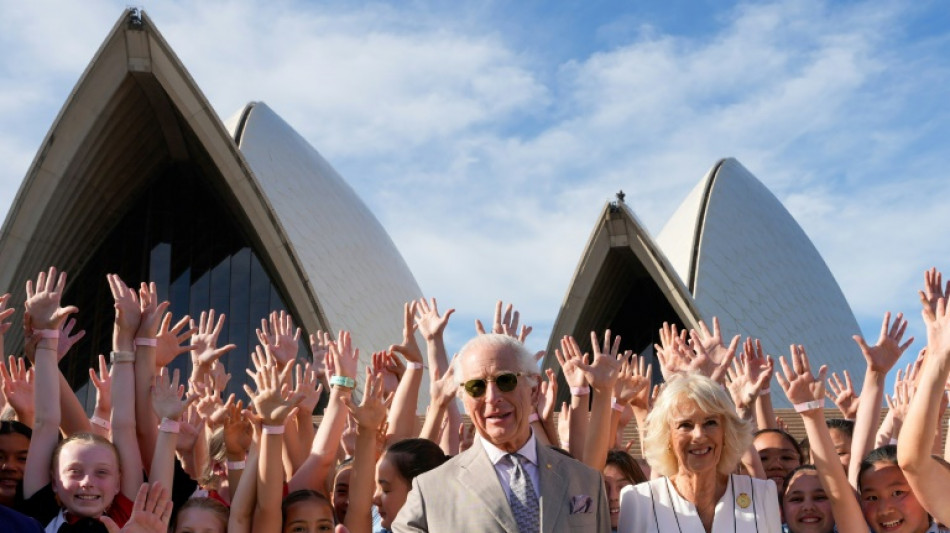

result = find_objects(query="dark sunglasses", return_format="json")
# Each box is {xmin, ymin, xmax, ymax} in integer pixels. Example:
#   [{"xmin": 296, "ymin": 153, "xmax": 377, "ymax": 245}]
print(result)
[{"xmin": 460, "ymin": 372, "xmax": 526, "ymax": 398}]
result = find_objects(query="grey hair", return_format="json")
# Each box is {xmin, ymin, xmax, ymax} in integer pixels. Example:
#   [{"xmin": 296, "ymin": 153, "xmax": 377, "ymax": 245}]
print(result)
[
  {"xmin": 452, "ymin": 333, "xmax": 539, "ymax": 386},
  {"xmin": 643, "ymin": 373, "xmax": 752, "ymax": 477}
]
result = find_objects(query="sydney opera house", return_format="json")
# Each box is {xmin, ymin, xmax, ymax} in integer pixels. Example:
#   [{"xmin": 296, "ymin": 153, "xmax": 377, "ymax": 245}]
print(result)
[{"xmin": 0, "ymin": 9, "xmax": 863, "ymax": 409}]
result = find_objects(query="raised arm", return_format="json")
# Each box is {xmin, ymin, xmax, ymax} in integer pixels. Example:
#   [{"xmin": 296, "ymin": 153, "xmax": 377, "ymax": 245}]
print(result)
[
  {"xmin": 289, "ymin": 331, "xmax": 357, "ymax": 493},
  {"xmin": 342, "ymin": 368, "xmax": 387, "ymax": 533},
  {"xmin": 246, "ymin": 349, "xmax": 303, "ymax": 532},
  {"xmin": 189, "ymin": 310, "xmax": 236, "ymax": 385},
  {"xmin": 848, "ymin": 311, "xmax": 911, "ymax": 487},
  {"xmin": 578, "ymin": 330, "xmax": 622, "ymax": 470},
  {"xmin": 897, "ymin": 280, "xmax": 950, "ymax": 524},
  {"xmin": 149, "ymin": 368, "xmax": 195, "ymax": 493},
  {"xmin": 418, "ymin": 365, "xmax": 456, "ymax": 446},
  {"xmin": 387, "ymin": 302, "xmax": 424, "ymax": 442},
  {"xmin": 775, "ymin": 345, "xmax": 865, "ymax": 533},
  {"xmin": 554, "ymin": 335, "xmax": 590, "ymax": 459},
  {"xmin": 23, "ymin": 267, "xmax": 78, "ymax": 498}
]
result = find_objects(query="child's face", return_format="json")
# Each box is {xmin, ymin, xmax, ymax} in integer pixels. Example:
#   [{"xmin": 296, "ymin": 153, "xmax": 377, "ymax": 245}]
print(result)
[
  {"xmin": 860, "ymin": 462, "xmax": 929, "ymax": 533},
  {"xmin": 283, "ymin": 500, "xmax": 334, "ymax": 533},
  {"xmin": 332, "ymin": 467, "xmax": 351, "ymax": 522},
  {"xmin": 0, "ymin": 433, "xmax": 29, "ymax": 505},
  {"xmin": 53, "ymin": 440, "xmax": 120, "ymax": 517},
  {"xmin": 372, "ymin": 453, "xmax": 411, "ymax": 529},
  {"xmin": 175, "ymin": 508, "xmax": 226, "ymax": 533},
  {"xmin": 783, "ymin": 471, "xmax": 834, "ymax": 533}
]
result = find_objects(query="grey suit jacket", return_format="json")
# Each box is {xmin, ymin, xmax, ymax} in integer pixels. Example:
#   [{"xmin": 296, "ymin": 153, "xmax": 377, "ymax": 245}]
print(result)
[{"xmin": 392, "ymin": 439, "xmax": 610, "ymax": 532}]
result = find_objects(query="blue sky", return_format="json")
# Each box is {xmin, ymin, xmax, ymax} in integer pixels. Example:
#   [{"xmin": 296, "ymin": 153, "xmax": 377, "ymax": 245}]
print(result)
[{"xmin": 2, "ymin": 0, "xmax": 949, "ymax": 394}]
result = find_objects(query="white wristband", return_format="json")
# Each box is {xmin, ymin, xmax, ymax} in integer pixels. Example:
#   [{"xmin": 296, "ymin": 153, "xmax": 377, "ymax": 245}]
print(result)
[
  {"xmin": 90, "ymin": 415, "xmax": 111, "ymax": 430},
  {"xmin": 570, "ymin": 386, "xmax": 590, "ymax": 396},
  {"xmin": 158, "ymin": 418, "xmax": 180, "ymax": 434},
  {"xmin": 262, "ymin": 424, "xmax": 285, "ymax": 435},
  {"xmin": 793, "ymin": 400, "xmax": 823, "ymax": 413},
  {"xmin": 758, "ymin": 389, "xmax": 771, "ymax": 396},
  {"xmin": 611, "ymin": 400, "xmax": 625, "ymax": 412},
  {"xmin": 528, "ymin": 413, "xmax": 540, "ymax": 423},
  {"xmin": 226, "ymin": 460, "xmax": 246, "ymax": 470},
  {"xmin": 134, "ymin": 337, "xmax": 157, "ymax": 347},
  {"xmin": 406, "ymin": 362, "xmax": 424, "ymax": 370}
]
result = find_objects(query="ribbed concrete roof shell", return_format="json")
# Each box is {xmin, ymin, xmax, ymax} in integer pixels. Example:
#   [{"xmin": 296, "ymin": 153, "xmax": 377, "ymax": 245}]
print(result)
[
  {"xmin": 656, "ymin": 158, "xmax": 864, "ymax": 403},
  {"xmin": 0, "ymin": 10, "xmax": 422, "ymax": 388}
]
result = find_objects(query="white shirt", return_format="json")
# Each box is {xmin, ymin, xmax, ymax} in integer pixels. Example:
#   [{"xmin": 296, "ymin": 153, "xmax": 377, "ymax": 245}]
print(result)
[
  {"xmin": 617, "ymin": 475, "xmax": 781, "ymax": 533},
  {"xmin": 480, "ymin": 432, "xmax": 541, "ymax": 502}
]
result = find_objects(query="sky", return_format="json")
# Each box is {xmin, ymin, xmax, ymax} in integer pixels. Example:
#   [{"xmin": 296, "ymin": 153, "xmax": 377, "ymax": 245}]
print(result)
[{"xmin": 1, "ymin": 0, "xmax": 949, "ymax": 394}]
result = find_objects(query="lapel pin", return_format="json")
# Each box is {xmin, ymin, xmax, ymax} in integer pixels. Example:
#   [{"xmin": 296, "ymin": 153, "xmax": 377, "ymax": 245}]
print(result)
[{"xmin": 736, "ymin": 493, "xmax": 751, "ymax": 509}]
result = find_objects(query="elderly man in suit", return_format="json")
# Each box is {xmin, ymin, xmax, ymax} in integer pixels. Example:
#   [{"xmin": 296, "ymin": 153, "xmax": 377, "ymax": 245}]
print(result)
[{"xmin": 392, "ymin": 333, "xmax": 609, "ymax": 533}]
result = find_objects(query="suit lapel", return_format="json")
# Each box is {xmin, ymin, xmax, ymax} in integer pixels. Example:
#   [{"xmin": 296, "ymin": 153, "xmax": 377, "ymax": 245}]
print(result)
[
  {"xmin": 457, "ymin": 442, "xmax": 520, "ymax": 533},
  {"xmin": 537, "ymin": 445, "xmax": 568, "ymax": 533}
]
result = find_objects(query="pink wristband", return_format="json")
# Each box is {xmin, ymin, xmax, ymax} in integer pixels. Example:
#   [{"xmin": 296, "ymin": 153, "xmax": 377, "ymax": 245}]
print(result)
[
  {"xmin": 528, "ymin": 413, "xmax": 540, "ymax": 423},
  {"xmin": 262, "ymin": 424, "xmax": 285, "ymax": 435},
  {"xmin": 406, "ymin": 362, "xmax": 424, "ymax": 370},
  {"xmin": 134, "ymin": 337, "xmax": 157, "ymax": 347},
  {"xmin": 35, "ymin": 329, "xmax": 60, "ymax": 339},
  {"xmin": 793, "ymin": 400, "xmax": 823, "ymax": 413},
  {"xmin": 90, "ymin": 415, "xmax": 111, "ymax": 430},
  {"xmin": 158, "ymin": 418, "xmax": 180, "ymax": 434},
  {"xmin": 570, "ymin": 386, "xmax": 590, "ymax": 396},
  {"xmin": 611, "ymin": 400, "xmax": 625, "ymax": 412}
]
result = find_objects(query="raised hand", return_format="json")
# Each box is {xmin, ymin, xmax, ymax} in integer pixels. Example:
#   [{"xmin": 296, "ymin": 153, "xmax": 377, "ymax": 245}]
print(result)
[
  {"xmin": 219, "ymin": 397, "xmax": 252, "ymax": 458},
  {"xmin": 696, "ymin": 317, "xmax": 741, "ymax": 373},
  {"xmin": 309, "ymin": 330, "xmax": 332, "ymax": 387},
  {"xmin": 89, "ymin": 354, "xmax": 112, "ymax": 415},
  {"xmin": 475, "ymin": 300, "xmax": 532, "ymax": 342},
  {"xmin": 341, "ymin": 368, "xmax": 387, "ymax": 431},
  {"xmin": 853, "ymin": 311, "xmax": 913, "ymax": 374},
  {"xmin": 654, "ymin": 322, "xmax": 687, "ymax": 379},
  {"xmin": 825, "ymin": 370, "xmax": 859, "ymax": 419},
  {"xmin": 921, "ymin": 292, "xmax": 950, "ymax": 361},
  {"xmin": 554, "ymin": 335, "xmax": 589, "ymax": 391},
  {"xmin": 0, "ymin": 293, "xmax": 14, "ymax": 357},
  {"xmin": 389, "ymin": 301, "xmax": 422, "ymax": 365},
  {"xmin": 688, "ymin": 328, "xmax": 736, "ymax": 383},
  {"xmin": 726, "ymin": 346, "xmax": 771, "ymax": 412},
  {"xmin": 884, "ymin": 378, "xmax": 914, "ymax": 425},
  {"xmin": 190, "ymin": 310, "xmax": 236, "ymax": 368},
  {"xmin": 628, "ymin": 357, "xmax": 654, "ymax": 413},
  {"xmin": 458, "ymin": 422, "xmax": 476, "ymax": 453},
  {"xmin": 577, "ymin": 330, "xmax": 622, "ymax": 393},
  {"xmin": 137, "ymin": 282, "xmax": 169, "ymax": 340},
  {"xmin": 107, "ymin": 274, "xmax": 140, "ymax": 347},
  {"xmin": 330, "ymin": 331, "xmax": 358, "ymax": 382},
  {"xmin": 154, "ymin": 313, "xmax": 196, "ymax": 369},
  {"xmin": 175, "ymin": 405, "xmax": 202, "ymax": 455},
  {"xmin": 151, "ymin": 368, "xmax": 195, "ymax": 421},
  {"xmin": 742, "ymin": 338, "xmax": 774, "ymax": 395},
  {"xmin": 294, "ymin": 362, "xmax": 324, "ymax": 414},
  {"xmin": 414, "ymin": 297, "xmax": 454, "ymax": 341},
  {"xmin": 920, "ymin": 267, "xmax": 950, "ymax": 316},
  {"xmin": 775, "ymin": 345, "xmax": 828, "ymax": 407},
  {"xmin": 613, "ymin": 353, "xmax": 647, "ymax": 405},
  {"xmin": 256, "ymin": 310, "xmax": 301, "ymax": 367},
  {"xmin": 100, "ymin": 482, "xmax": 172, "ymax": 533},
  {"xmin": 244, "ymin": 348, "xmax": 302, "ymax": 426},
  {"xmin": 57, "ymin": 317, "xmax": 86, "ymax": 361},
  {"xmin": 0, "ymin": 356, "xmax": 34, "ymax": 418},
  {"xmin": 26, "ymin": 267, "xmax": 78, "ymax": 331},
  {"xmin": 428, "ymin": 364, "xmax": 457, "ymax": 408},
  {"xmin": 538, "ymin": 368, "xmax": 558, "ymax": 422}
]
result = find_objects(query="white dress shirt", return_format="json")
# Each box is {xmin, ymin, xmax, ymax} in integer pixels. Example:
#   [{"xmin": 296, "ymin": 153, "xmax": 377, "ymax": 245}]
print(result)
[{"xmin": 480, "ymin": 431, "xmax": 541, "ymax": 502}]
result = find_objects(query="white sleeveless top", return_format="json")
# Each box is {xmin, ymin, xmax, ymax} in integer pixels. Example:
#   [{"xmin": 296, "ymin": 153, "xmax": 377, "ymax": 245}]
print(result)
[{"xmin": 617, "ymin": 475, "xmax": 781, "ymax": 533}]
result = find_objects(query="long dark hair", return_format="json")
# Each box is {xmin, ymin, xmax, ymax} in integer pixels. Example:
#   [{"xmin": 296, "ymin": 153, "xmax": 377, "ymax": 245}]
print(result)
[{"xmin": 384, "ymin": 438, "xmax": 449, "ymax": 483}]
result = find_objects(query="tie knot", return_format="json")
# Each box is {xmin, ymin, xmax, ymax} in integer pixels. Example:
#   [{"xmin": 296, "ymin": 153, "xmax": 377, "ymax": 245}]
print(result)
[{"xmin": 508, "ymin": 453, "xmax": 525, "ymax": 466}]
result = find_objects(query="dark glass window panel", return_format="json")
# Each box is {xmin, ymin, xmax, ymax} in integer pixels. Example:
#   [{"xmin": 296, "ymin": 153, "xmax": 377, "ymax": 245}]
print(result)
[{"xmin": 54, "ymin": 163, "xmax": 309, "ymax": 413}]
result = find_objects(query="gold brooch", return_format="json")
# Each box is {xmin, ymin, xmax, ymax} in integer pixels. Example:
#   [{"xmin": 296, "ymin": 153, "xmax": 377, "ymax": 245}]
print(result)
[{"xmin": 736, "ymin": 493, "xmax": 751, "ymax": 509}]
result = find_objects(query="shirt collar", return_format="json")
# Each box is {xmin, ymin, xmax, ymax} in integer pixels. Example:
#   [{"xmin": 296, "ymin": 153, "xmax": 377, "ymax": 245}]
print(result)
[{"xmin": 481, "ymin": 430, "xmax": 538, "ymax": 467}]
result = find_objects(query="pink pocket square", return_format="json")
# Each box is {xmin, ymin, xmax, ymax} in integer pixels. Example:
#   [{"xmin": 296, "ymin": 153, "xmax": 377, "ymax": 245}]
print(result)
[{"xmin": 569, "ymin": 494, "xmax": 593, "ymax": 514}]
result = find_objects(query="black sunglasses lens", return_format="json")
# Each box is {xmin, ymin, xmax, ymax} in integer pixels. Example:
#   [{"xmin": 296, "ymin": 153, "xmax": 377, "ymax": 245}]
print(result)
[
  {"xmin": 496, "ymin": 373, "xmax": 519, "ymax": 391},
  {"xmin": 464, "ymin": 379, "xmax": 487, "ymax": 397}
]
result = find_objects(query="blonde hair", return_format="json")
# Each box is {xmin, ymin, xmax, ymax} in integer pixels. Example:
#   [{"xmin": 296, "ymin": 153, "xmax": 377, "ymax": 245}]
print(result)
[{"xmin": 643, "ymin": 373, "xmax": 752, "ymax": 477}]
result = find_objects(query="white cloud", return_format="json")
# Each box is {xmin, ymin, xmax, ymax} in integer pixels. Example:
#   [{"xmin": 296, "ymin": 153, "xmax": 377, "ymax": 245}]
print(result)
[{"xmin": 1, "ymin": 0, "xmax": 949, "ymax": 370}]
